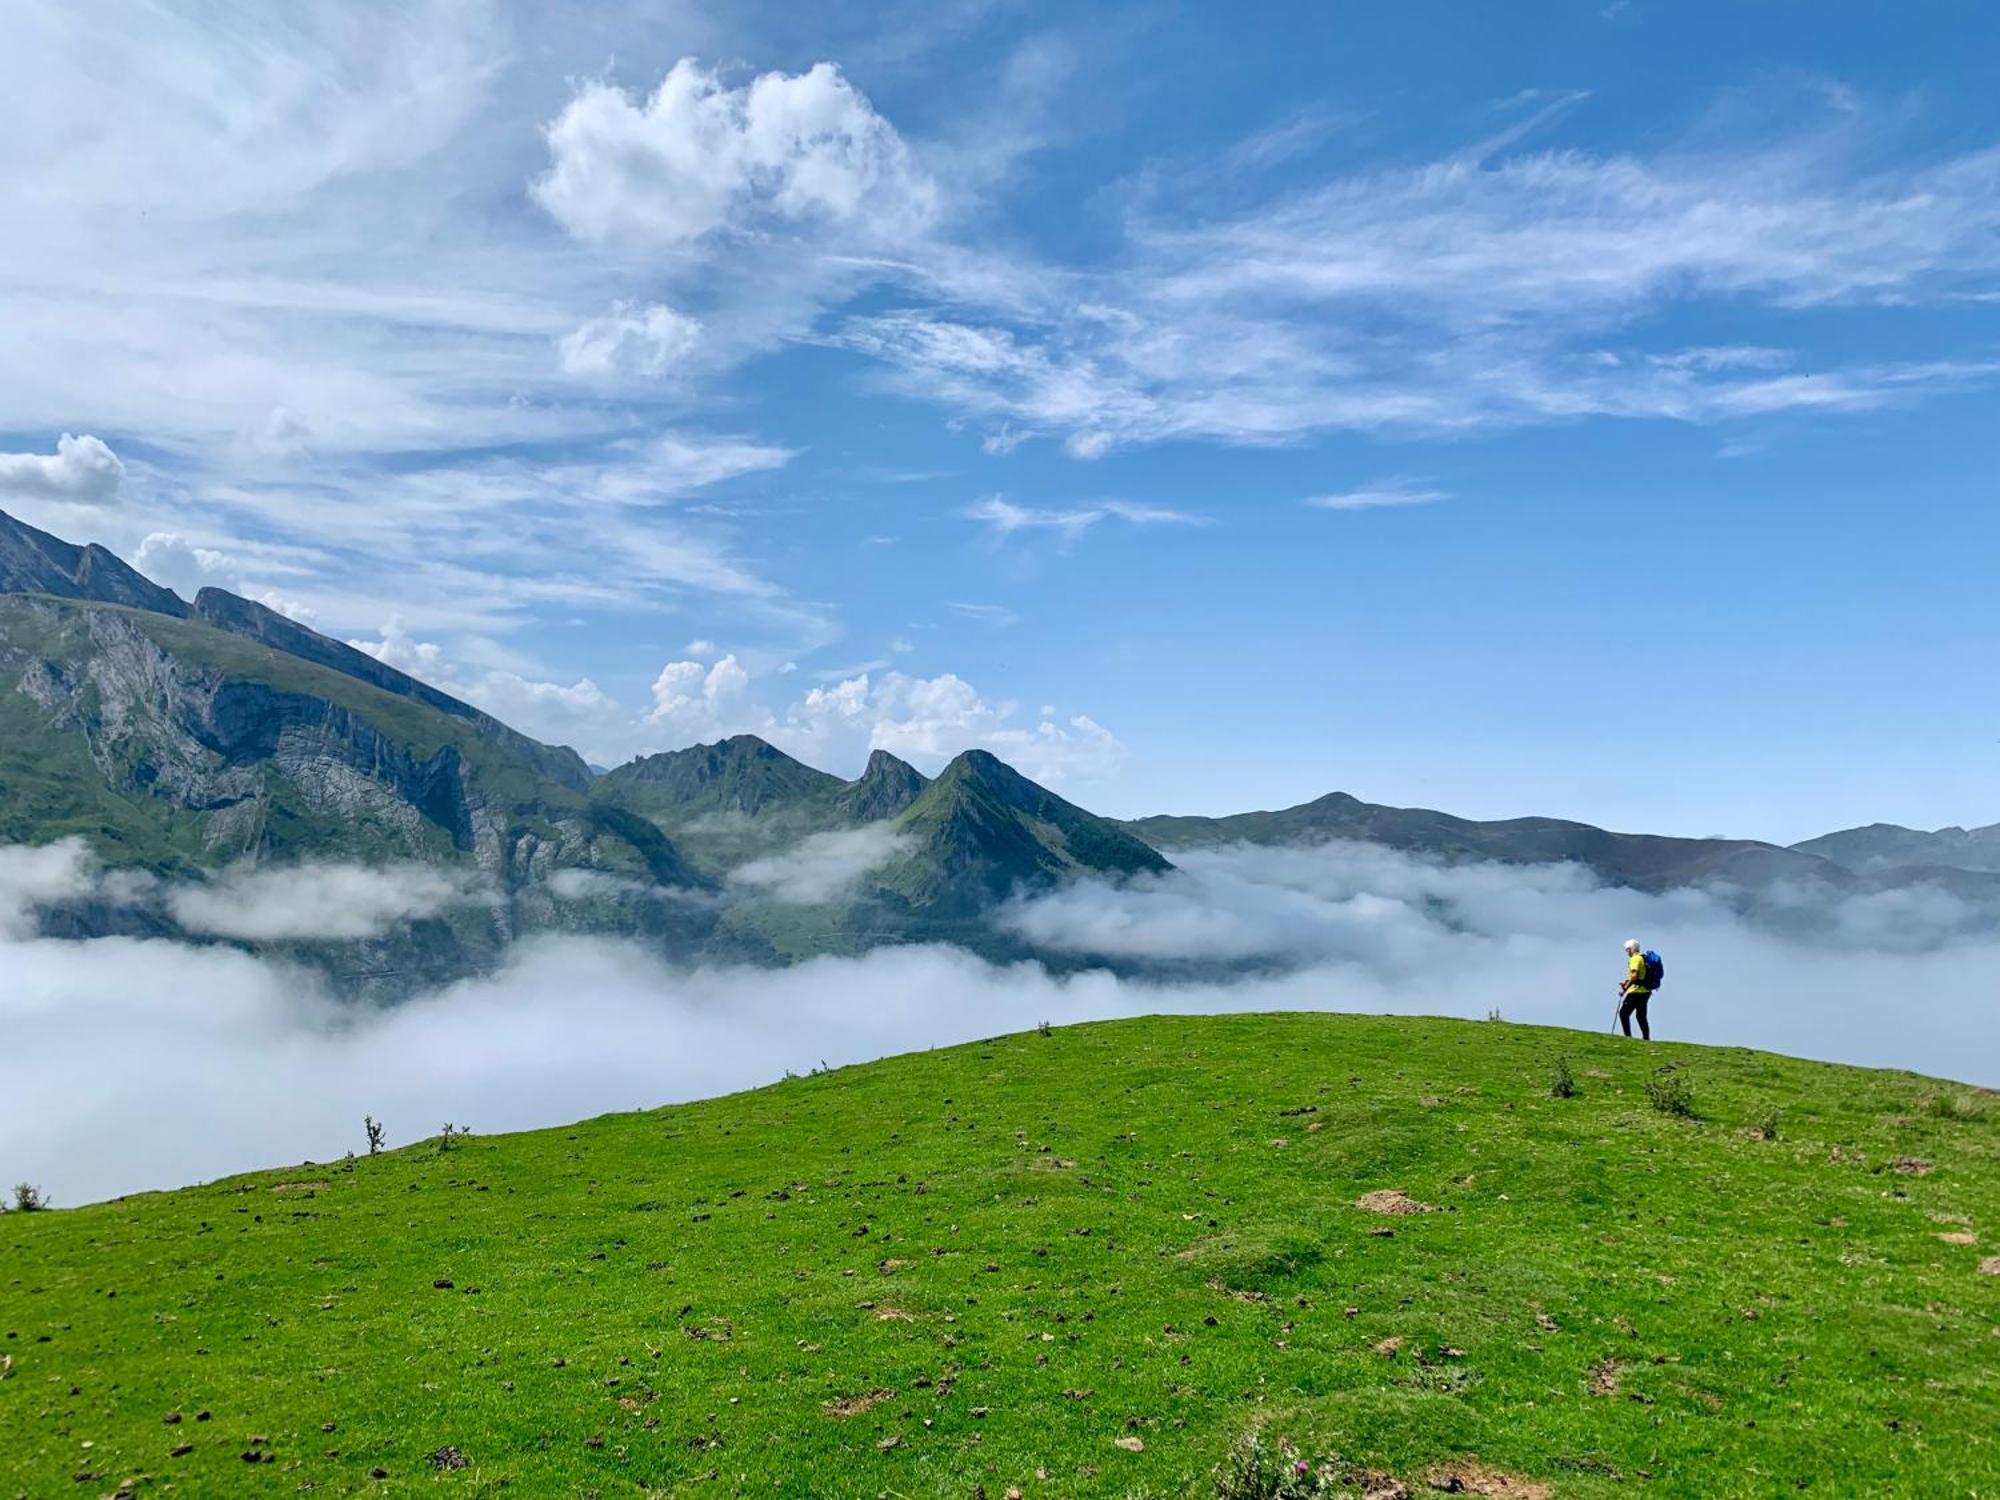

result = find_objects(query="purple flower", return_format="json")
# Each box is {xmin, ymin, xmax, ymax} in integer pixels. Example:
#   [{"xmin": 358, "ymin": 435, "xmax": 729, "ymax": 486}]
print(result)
[{"xmin": 1296, "ymin": 1459, "xmax": 1311, "ymax": 1474}]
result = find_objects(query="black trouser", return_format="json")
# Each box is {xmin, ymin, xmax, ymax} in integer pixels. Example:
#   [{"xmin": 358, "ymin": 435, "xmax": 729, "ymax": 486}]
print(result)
[{"xmin": 1619, "ymin": 991, "xmax": 1651, "ymax": 1040}]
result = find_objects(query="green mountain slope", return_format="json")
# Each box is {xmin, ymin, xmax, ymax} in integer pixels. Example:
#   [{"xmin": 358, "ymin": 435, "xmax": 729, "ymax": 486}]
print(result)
[
  {"xmin": 594, "ymin": 736, "xmax": 930, "ymax": 876},
  {"xmin": 833, "ymin": 746, "xmax": 931, "ymax": 823},
  {"xmin": 1794, "ymin": 820, "xmax": 2000, "ymax": 875},
  {"xmin": 878, "ymin": 749, "xmax": 1172, "ymax": 917},
  {"xmin": 5, "ymin": 1014, "xmax": 1996, "ymax": 1496},
  {"xmin": 1126, "ymin": 791, "xmax": 1854, "ymax": 894},
  {"xmin": 0, "ymin": 593, "xmax": 709, "ymax": 982},
  {"xmin": 598, "ymin": 734, "xmax": 847, "ymax": 822}
]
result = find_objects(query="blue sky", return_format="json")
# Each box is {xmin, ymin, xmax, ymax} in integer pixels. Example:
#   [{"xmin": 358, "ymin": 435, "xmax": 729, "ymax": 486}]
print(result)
[{"xmin": 2, "ymin": 0, "xmax": 1997, "ymax": 842}]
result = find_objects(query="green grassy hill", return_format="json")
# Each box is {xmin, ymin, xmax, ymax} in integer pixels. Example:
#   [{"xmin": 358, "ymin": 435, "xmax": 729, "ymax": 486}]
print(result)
[{"xmin": 4, "ymin": 1015, "xmax": 1997, "ymax": 1497}]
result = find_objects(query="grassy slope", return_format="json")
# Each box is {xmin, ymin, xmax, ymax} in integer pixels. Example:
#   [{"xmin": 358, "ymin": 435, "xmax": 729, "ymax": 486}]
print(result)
[{"xmin": 3, "ymin": 1014, "xmax": 1997, "ymax": 1498}]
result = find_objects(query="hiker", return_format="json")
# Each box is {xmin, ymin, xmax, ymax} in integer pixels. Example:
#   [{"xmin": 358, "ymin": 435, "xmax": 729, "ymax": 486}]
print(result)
[{"xmin": 1617, "ymin": 938, "xmax": 1658, "ymax": 1039}]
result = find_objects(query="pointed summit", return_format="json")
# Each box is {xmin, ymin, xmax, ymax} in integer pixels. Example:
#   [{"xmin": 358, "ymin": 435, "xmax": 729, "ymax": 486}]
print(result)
[
  {"xmin": 597, "ymin": 735, "xmax": 844, "ymax": 822},
  {"xmin": 833, "ymin": 749, "xmax": 929, "ymax": 823},
  {"xmin": 879, "ymin": 749, "xmax": 1170, "ymax": 915},
  {"xmin": 1, "ymin": 507, "xmax": 189, "ymax": 617}
]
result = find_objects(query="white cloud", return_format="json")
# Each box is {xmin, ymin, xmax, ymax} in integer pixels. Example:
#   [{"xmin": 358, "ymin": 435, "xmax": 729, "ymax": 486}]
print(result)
[
  {"xmin": 558, "ymin": 301, "xmax": 703, "ymax": 377},
  {"xmin": 350, "ymin": 620, "xmax": 634, "ymax": 755},
  {"xmin": 838, "ymin": 111, "xmax": 2000, "ymax": 455},
  {"xmin": 729, "ymin": 825, "xmax": 914, "ymax": 905},
  {"xmin": 782, "ymin": 671, "xmax": 1127, "ymax": 785},
  {"xmin": 0, "ymin": 837, "xmax": 102, "ymax": 938},
  {"xmin": 165, "ymin": 862, "xmax": 492, "ymax": 942},
  {"xmin": 131, "ymin": 532, "xmax": 317, "ymax": 621},
  {"xmin": 0, "ymin": 434, "xmax": 123, "ymax": 504},
  {"xmin": 963, "ymin": 494, "xmax": 1204, "ymax": 541},
  {"xmin": 6, "ymin": 844, "xmax": 2000, "ymax": 1206},
  {"xmin": 947, "ymin": 602, "xmax": 1019, "ymax": 627},
  {"xmin": 645, "ymin": 653, "xmax": 761, "ymax": 741},
  {"xmin": 533, "ymin": 58, "xmax": 935, "ymax": 248},
  {"xmin": 623, "ymin": 651, "xmax": 1127, "ymax": 785},
  {"xmin": 1304, "ymin": 483, "xmax": 1449, "ymax": 512}
]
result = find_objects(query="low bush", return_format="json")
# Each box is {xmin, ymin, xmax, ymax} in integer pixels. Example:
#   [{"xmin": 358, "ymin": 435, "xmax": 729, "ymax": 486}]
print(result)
[
  {"xmin": 1550, "ymin": 1056, "xmax": 1577, "ymax": 1099},
  {"xmin": 1214, "ymin": 1432, "xmax": 1345, "ymax": 1499},
  {"xmin": 11, "ymin": 1183, "xmax": 50, "ymax": 1213},
  {"xmin": 1646, "ymin": 1066, "xmax": 1697, "ymax": 1118}
]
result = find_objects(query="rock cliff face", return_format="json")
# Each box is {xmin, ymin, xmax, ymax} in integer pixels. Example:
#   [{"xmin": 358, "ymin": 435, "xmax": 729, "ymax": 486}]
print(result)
[
  {"xmin": 191, "ymin": 587, "xmax": 593, "ymax": 794},
  {"xmin": 0, "ymin": 593, "xmax": 712, "ymax": 990}
]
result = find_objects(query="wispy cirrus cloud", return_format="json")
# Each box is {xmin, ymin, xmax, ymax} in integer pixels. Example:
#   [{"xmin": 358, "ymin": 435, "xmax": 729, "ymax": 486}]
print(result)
[
  {"xmin": 962, "ymin": 494, "xmax": 1204, "ymax": 542},
  {"xmin": 839, "ymin": 99, "xmax": 2000, "ymax": 456},
  {"xmin": 1304, "ymin": 483, "xmax": 1450, "ymax": 513}
]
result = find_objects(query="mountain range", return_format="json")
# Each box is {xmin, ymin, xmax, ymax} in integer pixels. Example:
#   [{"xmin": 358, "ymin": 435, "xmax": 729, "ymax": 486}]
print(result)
[{"xmin": 2, "ymin": 507, "xmax": 1993, "ymax": 986}]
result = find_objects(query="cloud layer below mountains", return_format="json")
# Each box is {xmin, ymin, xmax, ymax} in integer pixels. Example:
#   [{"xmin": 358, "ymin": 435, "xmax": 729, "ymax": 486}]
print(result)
[{"xmin": 5, "ymin": 838, "xmax": 1997, "ymax": 1207}]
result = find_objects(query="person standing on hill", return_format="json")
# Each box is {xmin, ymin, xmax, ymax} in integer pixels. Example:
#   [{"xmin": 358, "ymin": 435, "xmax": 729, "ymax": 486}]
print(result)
[{"xmin": 1618, "ymin": 938, "xmax": 1654, "ymax": 1039}]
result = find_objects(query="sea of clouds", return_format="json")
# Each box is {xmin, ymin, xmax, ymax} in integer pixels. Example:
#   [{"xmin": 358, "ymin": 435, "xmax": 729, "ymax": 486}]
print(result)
[{"xmin": 4, "ymin": 836, "xmax": 1997, "ymax": 1206}]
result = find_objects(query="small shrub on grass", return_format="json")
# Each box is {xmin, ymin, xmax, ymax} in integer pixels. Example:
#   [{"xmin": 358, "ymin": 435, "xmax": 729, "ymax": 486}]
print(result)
[
  {"xmin": 1486, "ymin": 1007, "xmax": 1504, "ymax": 1023},
  {"xmin": 1214, "ymin": 1432, "xmax": 1345, "ymax": 1499},
  {"xmin": 1920, "ymin": 1091, "xmax": 1988, "ymax": 1123},
  {"xmin": 1037, "ymin": 1019, "xmax": 1054, "ymax": 1038},
  {"xmin": 1646, "ymin": 1066, "xmax": 1696, "ymax": 1119},
  {"xmin": 437, "ymin": 1123, "xmax": 470, "ymax": 1152},
  {"xmin": 1550, "ymin": 1056, "xmax": 1577, "ymax": 1099},
  {"xmin": 11, "ymin": 1183, "xmax": 50, "ymax": 1212},
  {"xmin": 364, "ymin": 1116, "xmax": 386, "ymax": 1156}
]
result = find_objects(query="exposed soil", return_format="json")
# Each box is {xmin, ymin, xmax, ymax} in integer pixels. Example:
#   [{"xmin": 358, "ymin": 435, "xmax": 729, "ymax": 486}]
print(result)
[
  {"xmin": 1356, "ymin": 1189, "xmax": 1437, "ymax": 1215},
  {"xmin": 822, "ymin": 1388, "xmax": 894, "ymax": 1418},
  {"xmin": 1424, "ymin": 1460, "xmax": 1555, "ymax": 1498}
]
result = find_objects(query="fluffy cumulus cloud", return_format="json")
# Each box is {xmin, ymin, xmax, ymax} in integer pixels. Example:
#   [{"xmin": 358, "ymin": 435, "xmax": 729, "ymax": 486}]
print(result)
[
  {"xmin": 133, "ymin": 532, "xmax": 318, "ymax": 621},
  {"xmin": 0, "ymin": 433, "xmax": 123, "ymax": 504},
  {"xmin": 350, "ymin": 620, "xmax": 634, "ymax": 757},
  {"xmin": 635, "ymin": 652, "xmax": 1125, "ymax": 784},
  {"xmin": 534, "ymin": 58, "xmax": 936, "ymax": 248},
  {"xmin": 6, "ymin": 836, "xmax": 2000, "ymax": 1206},
  {"xmin": 335, "ymin": 625, "xmax": 1126, "ymax": 782},
  {"xmin": 559, "ymin": 301, "xmax": 702, "ymax": 377},
  {"xmin": 165, "ymin": 862, "xmax": 493, "ymax": 942}
]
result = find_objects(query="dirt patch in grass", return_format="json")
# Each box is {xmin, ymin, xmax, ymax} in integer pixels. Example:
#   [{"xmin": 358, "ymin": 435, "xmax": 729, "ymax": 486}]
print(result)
[
  {"xmin": 874, "ymin": 1306, "xmax": 916, "ymax": 1321},
  {"xmin": 1892, "ymin": 1157, "xmax": 1935, "ymax": 1176},
  {"xmin": 1589, "ymin": 1359, "xmax": 1622, "ymax": 1396},
  {"xmin": 1937, "ymin": 1232, "xmax": 1979, "ymax": 1246},
  {"xmin": 1356, "ymin": 1189, "xmax": 1435, "ymax": 1215},
  {"xmin": 1373, "ymin": 1335, "xmax": 1406, "ymax": 1358},
  {"xmin": 1979, "ymin": 1257, "xmax": 2000, "ymax": 1276},
  {"xmin": 269, "ymin": 1182, "xmax": 326, "ymax": 1193},
  {"xmin": 822, "ymin": 1388, "xmax": 894, "ymax": 1417},
  {"xmin": 1425, "ymin": 1460, "xmax": 1554, "ymax": 1498}
]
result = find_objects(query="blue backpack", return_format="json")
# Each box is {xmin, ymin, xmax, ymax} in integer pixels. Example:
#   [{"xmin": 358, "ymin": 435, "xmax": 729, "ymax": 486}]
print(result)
[{"xmin": 1642, "ymin": 950, "xmax": 1665, "ymax": 990}]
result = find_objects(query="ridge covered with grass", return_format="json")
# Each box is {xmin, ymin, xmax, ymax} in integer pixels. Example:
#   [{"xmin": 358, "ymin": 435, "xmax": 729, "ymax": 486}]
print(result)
[{"xmin": 4, "ymin": 1014, "xmax": 1997, "ymax": 1497}]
